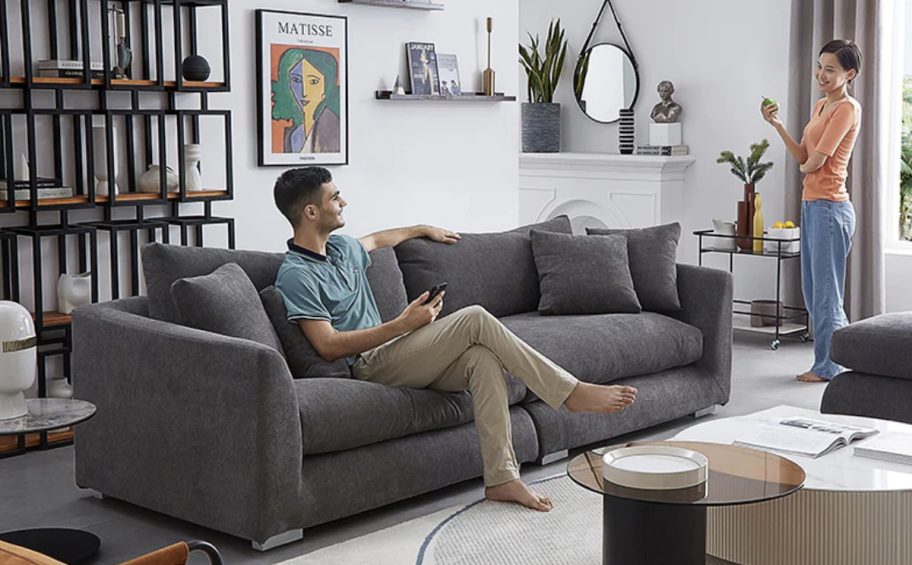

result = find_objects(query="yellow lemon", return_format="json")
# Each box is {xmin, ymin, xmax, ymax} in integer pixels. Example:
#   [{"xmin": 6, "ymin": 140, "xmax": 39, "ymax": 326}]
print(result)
[
  {"xmin": 772, "ymin": 221, "xmax": 784, "ymax": 229},
  {"xmin": 784, "ymin": 220, "xmax": 796, "ymax": 228}
]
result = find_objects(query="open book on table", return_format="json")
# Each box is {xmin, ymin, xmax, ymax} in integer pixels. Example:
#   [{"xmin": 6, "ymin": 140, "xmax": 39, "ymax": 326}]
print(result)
[{"xmin": 733, "ymin": 417, "xmax": 879, "ymax": 458}]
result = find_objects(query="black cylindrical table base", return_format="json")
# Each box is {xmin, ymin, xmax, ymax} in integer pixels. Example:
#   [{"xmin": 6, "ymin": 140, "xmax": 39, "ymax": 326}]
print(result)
[{"xmin": 603, "ymin": 495, "xmax": 706, "ymax": 565}]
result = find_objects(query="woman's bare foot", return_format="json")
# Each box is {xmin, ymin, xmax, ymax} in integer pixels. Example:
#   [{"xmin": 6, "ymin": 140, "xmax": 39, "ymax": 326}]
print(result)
[
  {"xmin": 563, "ymin": 382, "xmax": 637, "ymax": 413},
  {"xmin": 485, "ymin": 479, "xmax": 553, "ymax": 512},
  {"xmin": 796, "ymin": 371, "xmax": 827, "ymax": 383}
]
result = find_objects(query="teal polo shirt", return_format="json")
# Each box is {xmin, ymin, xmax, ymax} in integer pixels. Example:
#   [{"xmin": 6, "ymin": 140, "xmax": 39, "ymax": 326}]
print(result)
[{"xmin": 275, "ymin": 234, "xmax": 382, "ymax": 365}]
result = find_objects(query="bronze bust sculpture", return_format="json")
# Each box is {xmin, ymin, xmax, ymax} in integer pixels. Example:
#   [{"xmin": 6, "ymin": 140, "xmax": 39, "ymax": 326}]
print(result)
[{"xmin": 650, "ymin": 80, "xmax": 682, "ymax": 123}]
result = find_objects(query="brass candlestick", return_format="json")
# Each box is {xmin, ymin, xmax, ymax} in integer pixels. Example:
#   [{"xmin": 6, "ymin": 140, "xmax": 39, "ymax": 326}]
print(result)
[{"xmin": 483, "ymin": 17, "xmax": 495, "ymax": 96}]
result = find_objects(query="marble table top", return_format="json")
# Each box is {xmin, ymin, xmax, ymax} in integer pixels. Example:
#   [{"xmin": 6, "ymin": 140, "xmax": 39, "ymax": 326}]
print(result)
[
  {"xmin": 674, "ymin": 405, "xmax": 912, "ymax": 492},
  {"xmin": 0, "ymin": 398, "xmax": 96, "ymax": 435}
]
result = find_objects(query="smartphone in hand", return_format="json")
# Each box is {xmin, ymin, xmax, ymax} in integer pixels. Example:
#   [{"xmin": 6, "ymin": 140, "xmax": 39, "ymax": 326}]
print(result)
[{"xmin": 423, "ymin": 282, "xmax": 448, "ymax": 305}]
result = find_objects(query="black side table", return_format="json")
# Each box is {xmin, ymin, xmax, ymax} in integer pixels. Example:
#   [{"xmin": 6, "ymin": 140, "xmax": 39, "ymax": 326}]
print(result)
[{"xmin": 0, "ymin": 399, "xmax": 100, "ymax": 564}]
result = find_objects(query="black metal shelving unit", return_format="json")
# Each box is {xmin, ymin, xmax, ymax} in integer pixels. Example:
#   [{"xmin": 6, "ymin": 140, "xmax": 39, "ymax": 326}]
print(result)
[
  {"xmin": 695, "ymin": 229, "xmax": 810, "ymax": 351},
  {"xmin": 0, "ymin": 0, "xmax": 234, "ymax": 457}
]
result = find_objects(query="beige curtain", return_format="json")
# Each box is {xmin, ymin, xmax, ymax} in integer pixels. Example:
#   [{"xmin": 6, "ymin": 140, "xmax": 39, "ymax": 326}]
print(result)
[{"xmin": 786, "ymin": 0, "xmax": 902, "ymax": 320}]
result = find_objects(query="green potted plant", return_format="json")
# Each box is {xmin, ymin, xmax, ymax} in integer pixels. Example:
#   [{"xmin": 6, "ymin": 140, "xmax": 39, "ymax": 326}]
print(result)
[
  {"xmin": 900, "ymin": 133, "xmax": 912, "ymax": 241},
  {"xmin": 518, "ymin": 19, "xmax": 567, "ymax": 153},
  {"xmin": 716, "ymin": 139, "xmax": 774, "ymax": 250}
]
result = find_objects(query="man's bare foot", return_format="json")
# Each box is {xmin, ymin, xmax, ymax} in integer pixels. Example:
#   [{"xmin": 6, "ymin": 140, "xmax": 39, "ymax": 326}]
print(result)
[
  {"xmin": 563, "ymin": 382, "xmax": 637, "ymax": 413},
  {"xmin": 485, "ymin": 479, "xmax": 553, "ymax": 512},
  {"xmin": 796, "ymin": 371, "xmax": 827, "ymax": 383}
]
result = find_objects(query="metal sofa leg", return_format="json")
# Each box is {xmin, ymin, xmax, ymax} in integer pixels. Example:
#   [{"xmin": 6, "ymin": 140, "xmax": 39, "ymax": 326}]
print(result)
[
  {"xmin": 537, "ymin": 449, "xmax": 569, "ymax": 465},
  {"xmin": 89, "ymin": 490, "xmax": 106, "ymax": 501},
  {"xmin": 693, "ymin": 405, "xmax": 718, "ymax": 419},
  {"xmin": 251, "ymin": 529, "xmax": 303, "ymax": 552}
]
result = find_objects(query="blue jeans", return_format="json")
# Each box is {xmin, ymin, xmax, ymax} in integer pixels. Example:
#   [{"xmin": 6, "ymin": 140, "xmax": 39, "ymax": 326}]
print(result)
[{"xmin": 800, "ymin": 200, "xmax": 856, "ymax": 379}]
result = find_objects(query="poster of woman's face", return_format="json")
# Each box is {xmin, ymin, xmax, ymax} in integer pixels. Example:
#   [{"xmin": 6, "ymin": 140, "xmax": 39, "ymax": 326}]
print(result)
[{"xmin": 257, "ymin": 10, "xmax": 348, "ymax": 166}]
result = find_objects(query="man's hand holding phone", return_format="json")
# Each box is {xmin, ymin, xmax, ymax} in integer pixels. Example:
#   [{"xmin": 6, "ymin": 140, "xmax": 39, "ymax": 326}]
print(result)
[{"xmin": 396, "ymin": 283, "xmax": 447, "ymax": 332}]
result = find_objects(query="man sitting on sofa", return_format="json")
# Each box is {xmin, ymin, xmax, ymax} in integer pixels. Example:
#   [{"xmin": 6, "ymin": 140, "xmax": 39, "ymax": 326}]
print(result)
[{"xmin": 273, "ymin": 166, "xmax": 638, "ymax": 512}]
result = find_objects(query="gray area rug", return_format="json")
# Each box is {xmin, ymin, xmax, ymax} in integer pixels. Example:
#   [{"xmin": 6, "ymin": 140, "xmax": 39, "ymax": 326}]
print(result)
[{"xmin": 283, "ymin": 474, "xmax": 736, "ymax": 565}]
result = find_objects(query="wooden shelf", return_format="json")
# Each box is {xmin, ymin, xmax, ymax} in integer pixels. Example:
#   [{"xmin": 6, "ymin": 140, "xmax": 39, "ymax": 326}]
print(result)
[
  {"xmin": 375, "ymin": 90, "xmax": 515, "ymax": 102},
  {"xmin": 340, "ymin": 0, "xmax": 444, "ymax": 10},
  {"xmin": 0, "ymin": 428, "xmax": 73, "ymax": 455},
  {"xmin": 6, "ymin": 76, "xmax": 225, "ymax": 90},
  {"xmin": 2, "ymin": 190, "xmax": 228, "ymax": 208},
  {"xmin": 33, "ymin": 311, "xmax": 72, "ymax": 327}
]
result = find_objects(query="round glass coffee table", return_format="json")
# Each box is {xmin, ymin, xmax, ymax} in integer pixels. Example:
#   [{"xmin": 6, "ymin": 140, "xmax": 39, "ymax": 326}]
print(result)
[
  {"xmin": 0, "ymin": 398, "xmax": 100, "ymax": 564},
  {"xmin": 568, "ymin": 440, "xmax": 805, "ymax": 565}
]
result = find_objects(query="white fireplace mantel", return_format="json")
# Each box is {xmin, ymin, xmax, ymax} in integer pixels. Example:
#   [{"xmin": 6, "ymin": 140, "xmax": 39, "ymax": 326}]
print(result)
[{"xmin": 519, "ymin": 152, "xmax": 696, "ymax": 232}]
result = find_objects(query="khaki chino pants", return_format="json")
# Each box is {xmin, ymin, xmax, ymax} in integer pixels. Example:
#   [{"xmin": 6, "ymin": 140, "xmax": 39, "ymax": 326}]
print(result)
[{"xmin": 351, "ymin": 305, "xmax": 579, "ymax": 487}]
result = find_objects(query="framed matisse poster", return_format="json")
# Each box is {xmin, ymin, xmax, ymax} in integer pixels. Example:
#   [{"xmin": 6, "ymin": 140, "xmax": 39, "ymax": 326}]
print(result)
[{"xmin": 256, "ymin": 10, "xmax": 348, "ymax": 166}]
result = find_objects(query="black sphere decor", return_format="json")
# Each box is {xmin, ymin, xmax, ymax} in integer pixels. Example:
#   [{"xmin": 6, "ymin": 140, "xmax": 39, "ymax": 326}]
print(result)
[{"xmin": 181, "ymin": 55, "xmax": 211, "ymax": 82}]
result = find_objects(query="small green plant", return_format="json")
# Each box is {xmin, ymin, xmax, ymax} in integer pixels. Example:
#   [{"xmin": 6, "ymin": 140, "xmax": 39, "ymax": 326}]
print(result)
[
  {"xmin": 900, "ymin": 132, "xmax": 912, "ymax": 240},
  {"xmin": 518, "ymin": 19, "xmax": 568, "ymax": 104},
  {"xmin": 716, "ymin": 139, "xmax": 774, "ymax": 184}
]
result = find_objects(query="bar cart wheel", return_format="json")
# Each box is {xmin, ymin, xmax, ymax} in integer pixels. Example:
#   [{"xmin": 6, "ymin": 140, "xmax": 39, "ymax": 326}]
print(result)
[
  {"xmin": 770, "ymin": 339, "xmax": 781, "ymax": 351},
  {"xmin": 800, "ymin": 333, "xmax": 810, "ymax": 343}
]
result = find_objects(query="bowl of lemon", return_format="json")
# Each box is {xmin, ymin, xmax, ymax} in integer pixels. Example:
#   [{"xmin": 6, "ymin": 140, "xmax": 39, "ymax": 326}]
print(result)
[{"xmin": 765, "ymin": 220, "xmax": 800, "ymax": 253}]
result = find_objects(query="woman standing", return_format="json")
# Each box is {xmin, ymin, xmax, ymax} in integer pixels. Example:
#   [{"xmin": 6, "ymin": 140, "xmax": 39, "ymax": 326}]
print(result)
[{"xmin": 762, "ymin": 39, "xmax": 862, "ymax": 382}]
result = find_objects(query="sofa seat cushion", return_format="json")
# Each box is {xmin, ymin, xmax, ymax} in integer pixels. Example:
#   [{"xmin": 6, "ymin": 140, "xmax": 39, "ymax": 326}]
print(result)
[
  {"xmin": 500, "ymin": 312, "xmax": 703, "ymax": 389},
  {"xmin": 831, "ymin": 313, "xmax": 912, "ymax": 381},
  {"xmin": 294, "ymin": 375, "xmax": 528, "ymax": 455}
]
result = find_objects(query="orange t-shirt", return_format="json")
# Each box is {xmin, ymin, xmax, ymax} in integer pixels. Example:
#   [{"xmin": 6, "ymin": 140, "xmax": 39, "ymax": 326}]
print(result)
[{"xmin": 801, "ymin": 97, "xmax": 861, "ymax": 201}]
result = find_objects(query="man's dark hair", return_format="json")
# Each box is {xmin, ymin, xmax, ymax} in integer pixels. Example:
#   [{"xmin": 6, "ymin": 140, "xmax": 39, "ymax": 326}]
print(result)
[
  {"xmin": 273, "ymin": 166, "xmax": 333, "ymax": 228},
  {"xmin": 819, "ymin": 40, "xmax": 862, "ymax": 80}
]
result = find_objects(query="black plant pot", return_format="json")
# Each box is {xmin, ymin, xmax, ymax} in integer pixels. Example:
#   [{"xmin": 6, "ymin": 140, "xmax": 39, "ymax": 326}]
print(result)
[
  {"xmin": 181, "ymin": 55, "xmax": 211, "ymax": 82},
  {"xmin": 521, "ymin": 103, "xmax": 561, "ymax": 153}
]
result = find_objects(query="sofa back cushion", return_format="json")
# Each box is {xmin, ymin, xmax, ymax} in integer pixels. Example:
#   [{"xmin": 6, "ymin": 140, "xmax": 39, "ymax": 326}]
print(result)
[
  {"xmin": 260, "ymin": 286, "xmax": 352, "ymax": 379},
  {"xmin": 143, "ymin": 243, "xmax": 409, "ymax": 324},
  {"xmin": 365, "ymin": 247, "xmax": 409, "ymax": 323},
  {"xmin": 170, "ymin": 262, "xmax": 282, "ymax": 352},
  {"xmin": 394, "ymin": 216, "xmax": 573, "ymax": 318},
  {"xmin": 143, "ymin": 243, "xmax": 284, "ymax": 322}
]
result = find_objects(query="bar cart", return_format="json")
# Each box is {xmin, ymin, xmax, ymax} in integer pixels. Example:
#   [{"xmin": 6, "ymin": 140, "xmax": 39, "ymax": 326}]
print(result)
[{"xmin": 694, "ymin": 229, "xmax": 809, "ymax": 350}]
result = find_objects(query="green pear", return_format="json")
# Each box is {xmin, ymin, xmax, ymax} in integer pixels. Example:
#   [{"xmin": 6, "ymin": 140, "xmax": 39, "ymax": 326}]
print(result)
[{"xmin": 762, "ymin": 97, "xmax": 777, "ymax": 107}]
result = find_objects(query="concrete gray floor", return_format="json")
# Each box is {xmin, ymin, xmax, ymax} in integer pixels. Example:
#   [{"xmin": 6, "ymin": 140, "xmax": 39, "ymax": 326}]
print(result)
[{"xmin": 0, "ymin": 333, "xmax": 824, "ymax": 564}]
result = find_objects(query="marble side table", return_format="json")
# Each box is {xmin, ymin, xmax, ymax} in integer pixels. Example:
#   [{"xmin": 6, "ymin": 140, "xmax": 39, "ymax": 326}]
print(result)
[{"xmin": 0, "ymin": 398, "xmax": 100, "ymax": 564}]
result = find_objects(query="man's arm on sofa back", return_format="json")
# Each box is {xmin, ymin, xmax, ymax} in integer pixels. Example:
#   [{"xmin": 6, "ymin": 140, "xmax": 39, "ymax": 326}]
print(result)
[
  {"xmin": 669, "ymin": 264, "xmax": 733, "ymax": 403},
  {"xmin": 72, "ymin": 298, "xmax": 303, "ymax": 544}
]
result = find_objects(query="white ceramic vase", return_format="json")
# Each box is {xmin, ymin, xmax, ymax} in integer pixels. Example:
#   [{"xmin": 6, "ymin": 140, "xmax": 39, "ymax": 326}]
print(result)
[
  {"xmin": 183, "ymin": 144, "xmax": 203, "ymax": 191},
  {"xmin": 712, "ymin": 218, "xmax": 737, "ymax": 251},
  {"xmin": 137, "ymin": 165, "xmax": 179, "ymax": 194},
  {"xmin": 47, "ymin": 377, "xmax": 73, "ymax": 399},
  {"xmin": 92, "ymin": 124, "xmax": 120, "ymax": 197},
  {"xmin": 0, "ymin": 301, "xmax": 37, "ymax": 420},
  {"xmin": 57, "ymin": 272, "xmax": 92, "ymax": 314}
]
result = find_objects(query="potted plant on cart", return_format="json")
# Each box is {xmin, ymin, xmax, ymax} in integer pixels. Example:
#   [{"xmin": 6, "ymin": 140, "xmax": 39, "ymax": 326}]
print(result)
[{"xmin": 716, "ymin": 139, "xmax": 774, "ymax": 250}]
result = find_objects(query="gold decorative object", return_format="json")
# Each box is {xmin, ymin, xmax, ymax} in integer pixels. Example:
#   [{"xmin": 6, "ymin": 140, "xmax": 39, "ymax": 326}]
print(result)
[{"xmin": 483, "ymin": 17, "xmax": 495, "ymax": 96}]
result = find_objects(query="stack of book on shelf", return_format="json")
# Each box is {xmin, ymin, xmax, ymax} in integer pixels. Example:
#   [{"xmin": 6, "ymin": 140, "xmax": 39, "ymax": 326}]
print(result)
[
  {"xmin": 636, "ymin": 144, "xmax": 689, "ymax": 156},
  {"xmin": 734, "ymin": 416, "xmax": 879, "ymax": 458},
  {"xmin": 36, "ymin": 59, "xmax": 104, "ymax": 79},
  {"xmin": 0, "ymin": 178, "xmax": 72, "ymax": 201},
  {"xmin": 853, "ymin": 433, "xmax": 912, "ymax": 465}
]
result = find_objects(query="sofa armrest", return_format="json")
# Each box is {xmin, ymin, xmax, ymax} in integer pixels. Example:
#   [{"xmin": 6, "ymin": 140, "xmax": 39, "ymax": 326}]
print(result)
[
  {"xmin": 72, "ymin": 298, "xmax": 302, "ymax": 544},
  {"xmin": 668, "ymin": 264, "xmax": 733, "ymax": 402}
]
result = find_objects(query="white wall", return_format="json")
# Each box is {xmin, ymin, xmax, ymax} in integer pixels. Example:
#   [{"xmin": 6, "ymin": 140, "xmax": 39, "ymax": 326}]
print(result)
[
  {"xmin": 520, "ymin": 0, "xmax": 793, "ymax": 300},
  {"xmin": 223, "ymin": 1, "xmax": 520, "ymax": 251}
]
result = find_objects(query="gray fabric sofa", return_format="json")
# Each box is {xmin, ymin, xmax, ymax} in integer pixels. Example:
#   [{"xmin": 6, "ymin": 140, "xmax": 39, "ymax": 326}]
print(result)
[
  {"xmin": 72, "ymin": 217, "xmax": 733, "ymax": 550},
  {"xmin": 821, "ymin": 312, "xmax": 912, "ymax": 424}
]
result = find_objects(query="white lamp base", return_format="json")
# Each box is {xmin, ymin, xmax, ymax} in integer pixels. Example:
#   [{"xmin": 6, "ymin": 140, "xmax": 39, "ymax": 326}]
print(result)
[{"xmin": 0, "ymin": 391, "xmax": 27, "ymax": 420}]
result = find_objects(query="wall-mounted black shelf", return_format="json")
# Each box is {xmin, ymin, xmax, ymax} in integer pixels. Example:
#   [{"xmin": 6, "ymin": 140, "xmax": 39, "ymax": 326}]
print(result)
[
  {"xmin": 375, "ymin": 90, "xmax": 515, "ymax": 102},
  {"xmin": 340, "ymin": 0, "xmax": 444, "ymax": 10}
]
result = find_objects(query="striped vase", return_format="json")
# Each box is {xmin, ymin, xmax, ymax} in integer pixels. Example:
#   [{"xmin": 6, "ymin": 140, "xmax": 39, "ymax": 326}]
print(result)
[{"xmin": 618, "ymin": 108, "xmax": 635, "ymax": 155}]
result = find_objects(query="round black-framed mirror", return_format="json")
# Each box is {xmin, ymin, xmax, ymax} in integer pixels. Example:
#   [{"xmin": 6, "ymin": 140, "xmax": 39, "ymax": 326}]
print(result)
[{"xmin": 573, "ymin": 43, "xmax": 639, "ymax": 124}]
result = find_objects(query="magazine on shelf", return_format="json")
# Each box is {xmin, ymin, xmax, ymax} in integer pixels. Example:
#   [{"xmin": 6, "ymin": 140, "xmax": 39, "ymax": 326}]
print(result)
[
  {"xmin": 734, "ymin": 416, "xmax": 879, "ymax": 458},
  {"xmin": 853, "ymin": 433, "xmax": 912, "ymax": 465},
  {"xmin": 406, "ymin": 42, "xmax": 439, "ymax": 96}
]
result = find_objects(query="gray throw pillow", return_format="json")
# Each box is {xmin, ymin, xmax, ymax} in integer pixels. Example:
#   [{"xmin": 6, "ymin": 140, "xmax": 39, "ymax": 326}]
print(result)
[
  {"xmin": 366, "ymin": 247, "xmax": 409, "ymax": 323},
  {"xmin": 260, "ymin": 286, "xmax": 352, "ymax": 379},
  {"xmin": 394, "ymin": 216, "xmax": 572, "ymax": 318},
  {"xmin": 587, "ymin": 223, "xmax": 682, "ymax": 312},
  {"xmin": 530, "ymin": 230, "xmax": 641, "ymax": 315},
  {"xmin": 170, "ymin": 262, "xmax": 283, "ymax": 352}
]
